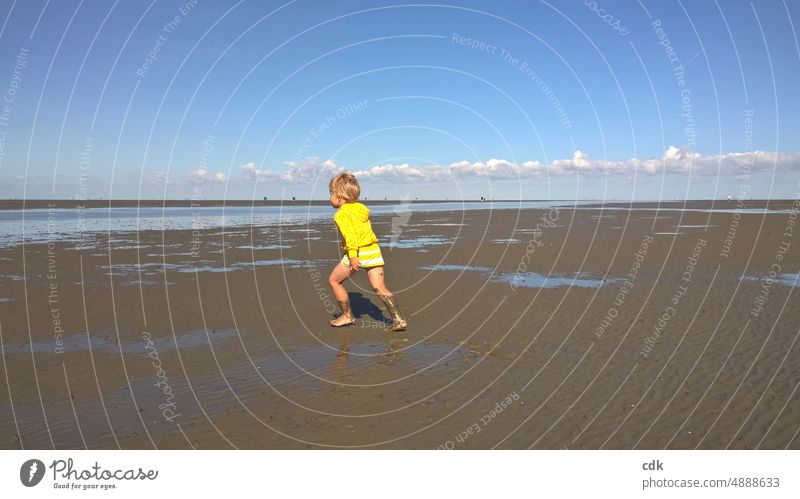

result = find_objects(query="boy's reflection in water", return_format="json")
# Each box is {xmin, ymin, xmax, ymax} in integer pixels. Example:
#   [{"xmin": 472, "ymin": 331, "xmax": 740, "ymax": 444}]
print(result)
[
  {"xmin": 331, "ymin": 342, "xmax": 351, "ymax": 383},
  {"xmin": 329, "ymin": 336, "xmax": 410, "ymax": 382}
]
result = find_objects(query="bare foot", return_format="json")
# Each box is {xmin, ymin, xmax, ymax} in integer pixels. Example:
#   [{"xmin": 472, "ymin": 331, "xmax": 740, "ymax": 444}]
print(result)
[
  {"xmin": 330, "ymin": 314, "xmax": 354, "ymax": 327},
  {"xmin": 391, "ymin": 317, "xmax": 407, "ymax": 332}
]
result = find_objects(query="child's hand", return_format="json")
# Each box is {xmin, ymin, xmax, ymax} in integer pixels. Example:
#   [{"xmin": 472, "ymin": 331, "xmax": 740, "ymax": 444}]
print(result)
[{"xmin": 350, "ymin": 257, "xmax": 361, "ymax": 270}]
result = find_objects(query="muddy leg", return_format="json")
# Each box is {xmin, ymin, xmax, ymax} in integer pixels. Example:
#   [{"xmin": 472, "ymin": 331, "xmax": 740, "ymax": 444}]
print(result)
[
  {"xmin": 367, "ymin": 267, "xmax": 407, "ymax": 331},
  {"xmin": 328, "ymin": 262, "xmax": 355, "ymax": 326}
]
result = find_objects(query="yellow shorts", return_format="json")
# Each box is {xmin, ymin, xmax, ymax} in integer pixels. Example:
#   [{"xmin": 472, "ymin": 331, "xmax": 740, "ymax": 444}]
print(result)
[{"xmin": 341, "ymin": 242, "xmax": 385, "ymax": 268}]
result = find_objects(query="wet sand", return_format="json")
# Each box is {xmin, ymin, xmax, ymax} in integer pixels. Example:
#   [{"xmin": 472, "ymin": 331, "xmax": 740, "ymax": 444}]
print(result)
[{"xmin": 1, "ymin": 200, "xmax": 798, "ymax": 449}]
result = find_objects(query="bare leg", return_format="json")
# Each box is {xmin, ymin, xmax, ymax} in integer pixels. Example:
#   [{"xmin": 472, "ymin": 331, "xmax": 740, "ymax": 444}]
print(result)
[
  {"xmin": 367, "ymin": 266, "xmax": 407, "ymax": 331},
  {"xmin": 328, "ymin": 262, "xmax": 355, "ymax": 326}
]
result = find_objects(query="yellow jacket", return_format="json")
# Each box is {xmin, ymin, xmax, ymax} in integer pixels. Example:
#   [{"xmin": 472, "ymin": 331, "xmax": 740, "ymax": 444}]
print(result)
[{"xmin": 334, "ymin": 202, "xmax": 378, "ymax": 258}]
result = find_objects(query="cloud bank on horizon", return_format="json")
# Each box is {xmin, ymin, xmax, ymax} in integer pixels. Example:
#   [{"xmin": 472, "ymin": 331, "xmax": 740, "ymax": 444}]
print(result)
[
  {"xmin": 9, "ymin": 147, "xmax": 798, "ymax": 200},
  {"xmin": 229, "ymin": 147, "xmax": 799, "ymax": 185}
]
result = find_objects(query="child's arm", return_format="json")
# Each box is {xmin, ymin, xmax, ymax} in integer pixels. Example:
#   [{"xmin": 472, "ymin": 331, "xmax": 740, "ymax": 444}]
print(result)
[{"xmin": 334, "ymin": 211, "xmax": 360, "ymax": 259}]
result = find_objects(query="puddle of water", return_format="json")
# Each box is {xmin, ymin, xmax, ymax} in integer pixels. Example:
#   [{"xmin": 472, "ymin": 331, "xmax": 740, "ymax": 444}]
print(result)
[
  {"xmin": 252, "ymin": 340, "xmax": 474, "ymax": 386},
  {"xmin": 675, "ymin": 225, "xmax": 719, "ymax": 229},
  {"xmin": 103, "ymin": 263, "xmax": 181, "ymax": 275},
  {"xmin": 238, "ymin": 244, "xmax": 293, "ymax": 250},
  {"xmin": 177, "ymin": 265, "xmax": 233, "ymax": 273},
  {"xmin": 422, "ymin": 264, "xmax": 492, "ymax": 273},
  {"xmin": 146, "ymin": 251, "xmax": 196, "ymax": 257},
  {"xmin": 780, "ymin": 273, "xmax": 800, "ymax": 286},
  {"xmin": 423, "ymin": 265, "xmax": 617, "ymax": 289},
  {"xmin": 653, "ymin": 232, "xmax": 684, "ymax": 235},
  {"xmin": 240, "ymin": 259, "xmax": 310, "ymax": 268},
  {"xmin": 113, "ymin": 245, "xmax": 150, "ymax": 250},
  {"xmin": 741, "ymin": 273, "xmax": 800, "ymax": 287},
  {"xmin": 491, "ymin": 239, "xmax": 520, "ymax": 243},
  {"xmin": 102, "ymin": 258, "xmax": 312, "ymax": 276},
  {"xmin": 514, "ymin": 226, "xmax": 563, "ymax": 233},
  {"xmin": 0, "ymin": 297, "xmax": 14, "ymax": 302},
  {"xmin": 497, "ymin": 272, "xmax": 616, "ymax": 288},
  {"xmin": 128, "ymin": 280, "xmax": 176, "ymax": 286},
  {"xmin": 384, "ymin": 236, "xmax": 452, "ymax": 249}
]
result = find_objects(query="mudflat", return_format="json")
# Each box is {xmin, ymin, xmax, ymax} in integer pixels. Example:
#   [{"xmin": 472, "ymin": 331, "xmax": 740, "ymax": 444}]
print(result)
[{"xmin": 1, "ymin": 200, "xmax": 798, "ymax": 449}]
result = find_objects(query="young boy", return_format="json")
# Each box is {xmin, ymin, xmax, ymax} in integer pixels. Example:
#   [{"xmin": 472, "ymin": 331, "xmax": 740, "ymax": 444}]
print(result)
[{"xmin": 327, "ymin": 172, "xmax": 407, "ymax": 332}]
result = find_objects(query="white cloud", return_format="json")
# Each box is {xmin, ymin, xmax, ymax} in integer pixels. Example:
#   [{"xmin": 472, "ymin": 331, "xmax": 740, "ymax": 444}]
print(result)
[
  {"xmin": 210, "ymin": 172, "xmax": 229, "ymax": 183},
  {"xmin": 240, "ymin": 157, "xmax": 342, "ymax": 182},
  {"xmin": 189, "ymin": 168, "xmax": 228, "ymax": 184},
  {"xmin": 236, "ymin": 148, "xmax": 800, "ymax": 184},
  {"xmin": 145, "ymin": 171, "xmax": 169, "ymax": 186},
  {"xmin": 357, "ymin": 148, "xmax": 800, "ymax": 180},
  {"xmin": 356, "ymin": 163, "xmax": 430, "ymax": 182}
]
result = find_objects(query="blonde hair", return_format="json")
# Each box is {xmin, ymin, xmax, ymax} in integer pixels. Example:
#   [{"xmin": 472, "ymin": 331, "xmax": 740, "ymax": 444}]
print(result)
[{"xmin": 328, "ymin": 172, "xmax": 360, "ymax": 202}]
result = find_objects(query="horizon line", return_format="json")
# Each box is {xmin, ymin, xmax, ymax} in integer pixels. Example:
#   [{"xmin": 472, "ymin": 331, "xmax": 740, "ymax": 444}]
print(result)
[{"xmin": 0, "ymin": 197, "xmax": 784, "ymax": 203}]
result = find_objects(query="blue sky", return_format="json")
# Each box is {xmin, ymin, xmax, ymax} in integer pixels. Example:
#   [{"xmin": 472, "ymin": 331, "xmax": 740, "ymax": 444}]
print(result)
[{"xmin": 0, "ymin": 0, "xmax": 798, "ymax": 200}]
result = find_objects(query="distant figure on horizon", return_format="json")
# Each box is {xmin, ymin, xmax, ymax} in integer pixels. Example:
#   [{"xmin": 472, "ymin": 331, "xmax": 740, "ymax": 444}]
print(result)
[{"xmin": 327, "ymin": 172, "xmax": 407, "ymax": 332}]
